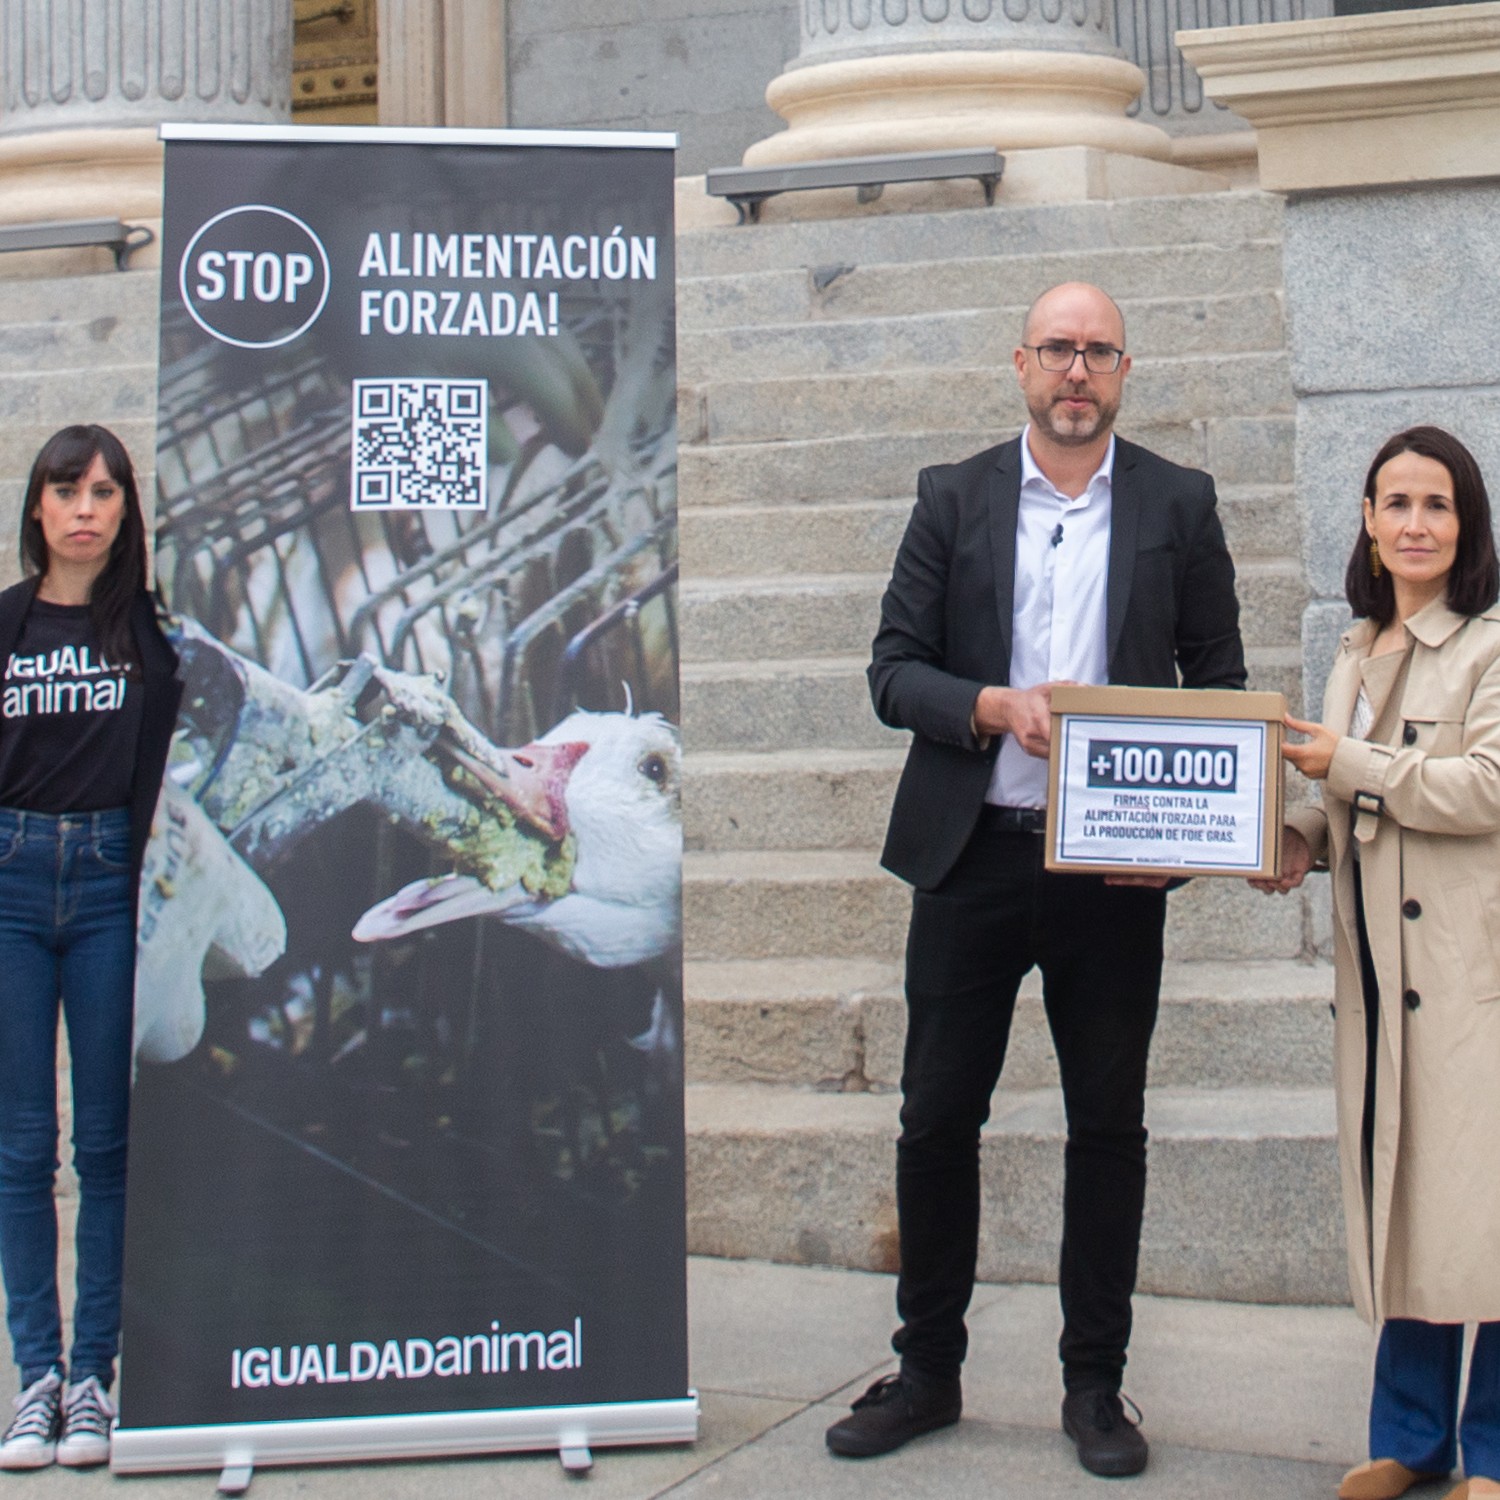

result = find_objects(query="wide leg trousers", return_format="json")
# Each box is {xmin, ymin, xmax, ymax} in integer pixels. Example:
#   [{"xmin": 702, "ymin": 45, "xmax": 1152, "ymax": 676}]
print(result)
[{"xmin": 1370, "ymin": 1319, "xmax": 1500, "ymax": 1481}]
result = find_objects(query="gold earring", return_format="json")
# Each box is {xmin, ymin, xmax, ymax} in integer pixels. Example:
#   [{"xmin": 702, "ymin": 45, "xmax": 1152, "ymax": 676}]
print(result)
[{"xmin": 1369, "ymin": 539, "xmax": 1382, "ymax": 578}]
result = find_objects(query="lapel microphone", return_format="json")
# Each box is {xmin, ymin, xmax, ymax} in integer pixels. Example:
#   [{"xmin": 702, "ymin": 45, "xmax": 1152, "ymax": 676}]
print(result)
[{"xmin": 1050, "ymin": 523, "xmax": 1064, "ymax": 548}]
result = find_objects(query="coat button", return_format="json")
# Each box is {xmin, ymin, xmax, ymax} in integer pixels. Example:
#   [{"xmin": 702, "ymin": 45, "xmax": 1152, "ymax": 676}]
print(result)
[
  {"xmin": 1403, "ymin": 724, "xmax": 1418, "ymax": 745},
  {"xmin": 1402, "ymin": 898, "xmax": 1422, "ymax": 919},
  {"xmin": 1404, "ymin": 989, "xmax": 1421, "ymax": 1010}
]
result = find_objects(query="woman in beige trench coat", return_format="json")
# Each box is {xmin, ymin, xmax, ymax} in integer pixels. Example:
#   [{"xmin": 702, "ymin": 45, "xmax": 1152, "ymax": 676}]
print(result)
[{"xmin": 1258, "ymin": 427, "xmax": 1500, "ymax": 1500}]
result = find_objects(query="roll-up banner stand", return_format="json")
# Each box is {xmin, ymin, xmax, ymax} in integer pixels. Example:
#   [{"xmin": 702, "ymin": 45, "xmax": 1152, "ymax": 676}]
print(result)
[{"xmin": 116, "ymin": 124, "xmax": 693, "ymax": 1483}]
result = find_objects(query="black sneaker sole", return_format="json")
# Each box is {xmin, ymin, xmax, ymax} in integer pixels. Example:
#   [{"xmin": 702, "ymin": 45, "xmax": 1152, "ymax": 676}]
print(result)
[{"xmin": 826, "ymin": 1406, "xmax": 961, "ymax": 1459}]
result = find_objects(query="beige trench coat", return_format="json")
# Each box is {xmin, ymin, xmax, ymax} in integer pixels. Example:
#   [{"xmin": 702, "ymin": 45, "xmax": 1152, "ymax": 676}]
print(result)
[{"xmin": 1288, "ymin": 598, "xmax": 1500, "ymax": 1325}]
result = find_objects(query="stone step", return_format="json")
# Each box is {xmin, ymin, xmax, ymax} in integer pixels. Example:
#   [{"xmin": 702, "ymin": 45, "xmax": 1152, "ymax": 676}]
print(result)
[
  {"xmin": 680, "ymin": 417, "xmax": 1294, "ymax": 506},
  {"xmin": 685, "ymin": 1080, "xmax": 1343, "ymax": 1302},
  {"xmin": 683, "ymin": 643, "xmax": 1299, "ymax": 759},
  {"xmin": 679, "ymin": 559, "xmax": 1304, "ymax": 663},
  {"xmin": 684, "ymin": 848, "xmax": 910, "ymax": 962},
  {"xmin": 675, "ymin": 190, "xmax": 1285, "ymax": 280},
  {"xmin": 680, "ymin": 571, "xmax": 885, "ymax": 663},
  {"xmin": 0, "ymin": 275, "xmax": 161, "ymax": 518},
  {"xmin": 684, "ymin": 957, "xmax": 1335, "ymax": 1092},
  {"xmin": 682, "ymin": 848, "xmax": 1311, "ymax": 964},
  {"xmin": 687, "ymin": 956, "xmax": 897, "ymax": 1092},
  {"xmin": 678, "ymin": 241, "xmax": 1284, "ymax": 332},
  {"xmin": 685, "ymin": 744, "xmax": 1316, "ymax": 860},
  {"xmin": 679, "ymin": 291, "xmax": 1286, "ymax": 383},
  {"xmin": 0, "ymin": 364, "xmax": 158, "ymax": 424},
  {"xmin": 681, "ymin": 654, "xmax": 901, "ymax": 752},
  {"xmin": 679, "ymin": 485, "xmax": 1299, "ymax": 580},
  {"xmin": 682, "ymin": 353, "xmax": 1292, "ymax": 448},
  {"xmin": 0, "ymin": 267, "xmax": 160, "ymax": 325},
  {"xmin": 0, "ymin": 416, "xmax": 159, "ymax": 503},
  {"xmin": 0, "ymin": 310, "xmax": 160, "ymax": 374},
  {"xmin": 681, "ymin": 497, "xmax": 914, "ymax": 580},
  {"xmin": 685, "ymin": 745, "xmax": 905, "ymax": 853}
]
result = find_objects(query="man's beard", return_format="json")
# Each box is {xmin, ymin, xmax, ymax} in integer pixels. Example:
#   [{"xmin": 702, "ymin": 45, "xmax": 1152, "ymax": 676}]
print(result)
[{"xmin": 1028, "ymin": 386, "xmax": 1119, "ymax": 447}]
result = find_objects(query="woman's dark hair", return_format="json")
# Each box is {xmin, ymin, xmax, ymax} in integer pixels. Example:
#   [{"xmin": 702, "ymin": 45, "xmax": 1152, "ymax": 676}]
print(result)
[
  {"xmin": 19, "ymin": 424, "xmax": 147, "ymax": 668},
  {"xmin": 1345, "ymin": 424, "xmax": 1500, "ymax": 624}
]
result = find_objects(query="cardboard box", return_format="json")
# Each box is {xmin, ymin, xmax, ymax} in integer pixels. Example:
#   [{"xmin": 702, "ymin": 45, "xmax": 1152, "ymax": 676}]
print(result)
[{"xmin": 1044, "ymin": 685, "xmax": 1287, "ymax": 879}]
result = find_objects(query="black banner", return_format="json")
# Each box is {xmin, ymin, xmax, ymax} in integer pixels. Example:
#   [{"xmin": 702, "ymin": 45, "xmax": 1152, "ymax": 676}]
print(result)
[{"xmin": 119, "ymin": 127, "xmax": 686, "ymax": 1460}]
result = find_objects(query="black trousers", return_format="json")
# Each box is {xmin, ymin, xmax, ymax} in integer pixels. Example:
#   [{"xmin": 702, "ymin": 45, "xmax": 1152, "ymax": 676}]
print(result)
[{"xmin": 892, "ymin": 819, "xmax": 1167, "ymax": 1391}]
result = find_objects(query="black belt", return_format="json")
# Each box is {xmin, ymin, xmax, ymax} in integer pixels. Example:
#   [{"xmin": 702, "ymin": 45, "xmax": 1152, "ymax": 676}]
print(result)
[{"xmin": 979, "ymin": 804, "xmax": 1047, "ymax": 834}]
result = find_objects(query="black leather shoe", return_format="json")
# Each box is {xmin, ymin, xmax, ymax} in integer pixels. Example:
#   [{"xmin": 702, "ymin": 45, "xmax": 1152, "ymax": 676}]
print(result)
[
  {"xmin": 1061, "ymin": 1387, "xmax": 1148, "ymax": 1477},
  {"xmin": 825, "ymin": 1371, "xmax": 962, "ymax": 1458}
]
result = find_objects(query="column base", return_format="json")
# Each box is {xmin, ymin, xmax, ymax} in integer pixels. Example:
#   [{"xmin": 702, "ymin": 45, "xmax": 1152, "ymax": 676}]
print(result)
[
  {"xmin": 744, "ymin": 49, "xmax": 1174, "ymax": 168},
  {"xmin": 1170, "ymin": 130, "xmax": 1260, "ymax": 188},
  {"xmin": 0, "ymin": 127, "xmax": 164, "ymax": 275}
]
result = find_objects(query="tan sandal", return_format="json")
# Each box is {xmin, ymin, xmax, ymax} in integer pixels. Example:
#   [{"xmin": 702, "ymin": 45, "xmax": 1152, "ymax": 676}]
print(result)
[{"xmin": 1338, "ymin": 1459, "xmax": 1443, "ymax": 1500}]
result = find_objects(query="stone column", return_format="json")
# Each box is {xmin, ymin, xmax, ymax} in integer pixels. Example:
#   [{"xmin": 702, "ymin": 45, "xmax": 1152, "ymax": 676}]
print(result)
[
  {"xmin": 2, "ymin": 0, "xmax": 290, "ymax": 135},
  {"xmin": 744, "ymin": 2, "xmax": 1175, "ymax": 169},
  {"xmin": 0, "ymin": 0, "xmax": 291, "ymax": 253},
  {"xmin": 1179, "ymin": 3, "xmax": 1500, "ymax": 715},
  {"xmin": 376, "ymin": 0, "xmax": 506, "ymax": 129},
  {"xmin": 1118, "ymin": 0, "xmax": 1332, "ymax": 136}
]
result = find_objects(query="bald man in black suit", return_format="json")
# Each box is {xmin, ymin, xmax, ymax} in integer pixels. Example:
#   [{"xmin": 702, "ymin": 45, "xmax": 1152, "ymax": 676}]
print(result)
[{"xmin": 826, "ymin": 283, "xmax": 1245, "ymax": 1477}]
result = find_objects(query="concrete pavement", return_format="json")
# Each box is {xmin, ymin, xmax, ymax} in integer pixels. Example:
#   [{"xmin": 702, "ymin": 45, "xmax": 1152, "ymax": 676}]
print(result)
[{"xmin": 1, "ymin": 1256, "xmax": 1417, "ymax": 1499}]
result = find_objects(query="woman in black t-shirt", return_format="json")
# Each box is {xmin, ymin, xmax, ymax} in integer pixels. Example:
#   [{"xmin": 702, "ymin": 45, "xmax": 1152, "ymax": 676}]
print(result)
[{"xmin": 0, "ymin": 427, "xmax": 180, "ymax": 1471}]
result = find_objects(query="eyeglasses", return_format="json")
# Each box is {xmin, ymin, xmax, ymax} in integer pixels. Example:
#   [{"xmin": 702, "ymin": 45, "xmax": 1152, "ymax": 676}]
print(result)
[{"xmin": 1023, "ymin": 342, "xmax": 1125, "ymax": 374}]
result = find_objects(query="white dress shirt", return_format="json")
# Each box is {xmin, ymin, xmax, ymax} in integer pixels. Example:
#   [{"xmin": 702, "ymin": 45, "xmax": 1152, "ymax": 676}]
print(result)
[{"xmin": 986, "ymin": 427, "xmax": 1114, "ymax": 808}]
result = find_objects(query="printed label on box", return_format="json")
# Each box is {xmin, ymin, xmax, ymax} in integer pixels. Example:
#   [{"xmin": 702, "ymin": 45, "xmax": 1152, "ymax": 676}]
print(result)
[{"xmin": 1054, "ymin": 715, "xmax": 1268, "ymax": 871}]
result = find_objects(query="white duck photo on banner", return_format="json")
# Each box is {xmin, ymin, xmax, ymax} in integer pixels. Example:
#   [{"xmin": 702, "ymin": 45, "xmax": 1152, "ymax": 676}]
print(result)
[{"xmin": 353, "ymin": 706, "xmax": 682, "ymax": 969}]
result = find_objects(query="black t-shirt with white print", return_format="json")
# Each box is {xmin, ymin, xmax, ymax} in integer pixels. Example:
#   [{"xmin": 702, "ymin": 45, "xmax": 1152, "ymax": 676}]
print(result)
[{"xmin": 0, "ymin": 598, "xmax": 142, "ymax": 813}]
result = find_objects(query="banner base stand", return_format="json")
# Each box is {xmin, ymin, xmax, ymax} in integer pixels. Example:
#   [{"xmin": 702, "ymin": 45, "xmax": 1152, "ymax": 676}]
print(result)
[
  {"xmin": 216, "ymin": 1454, "xmax": 253, "ymax": 1494},
  {"xmin": 112, "ymin": 1395, "xmax": 699, "ymax": 1477},
  {"xmin": 559, "ymin": 1440, "xmax": 593, "ymax": 1473}
]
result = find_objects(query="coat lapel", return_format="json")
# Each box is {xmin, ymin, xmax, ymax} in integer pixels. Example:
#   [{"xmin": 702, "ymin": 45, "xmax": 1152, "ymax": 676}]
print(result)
[
  {"xmin": 1105, "ymin": 440, "xmax": 1140, "ymax": 670},
  {"xmin": 1320, "ymin": 635, "xmax": 1365, "ymax": 743},
  {"xmin": 987, "ymin": 441, "xmax": 1022, "ymax": 679}
]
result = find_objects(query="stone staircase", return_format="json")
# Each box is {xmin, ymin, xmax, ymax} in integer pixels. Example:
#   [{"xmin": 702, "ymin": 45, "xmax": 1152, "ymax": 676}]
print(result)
[
  {"xmin": 0, "ymin": 267, "xmax": 162, "ymax": 1231},
  {"xmin": 0, "ymin": 266, "xmax": 160, "ymax": 553},
  {"xmin": 676, "ymin": 189, "xmax": 1345, "ymax": 1304},
  {"xmin": 0, "ymin": 195, "xmax": 1345, "ymax": 1306}
]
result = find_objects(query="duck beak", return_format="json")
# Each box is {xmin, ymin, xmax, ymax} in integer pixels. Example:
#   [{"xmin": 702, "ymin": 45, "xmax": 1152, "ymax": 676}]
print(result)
[
  {"xmin": 448, "ymin": 739, "xmax": 587, "ymax": 840},
  {"xmin": 352, "ymin": 873, "xmax": 531, "ymax": 942}
]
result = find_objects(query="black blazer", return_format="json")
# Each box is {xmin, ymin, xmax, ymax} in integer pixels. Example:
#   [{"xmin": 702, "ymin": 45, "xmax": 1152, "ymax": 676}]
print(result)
[
  {"xmin": 869, "ymin": 435, "xmax": 1247, "ymax": 891},
  {"xmin": 0, "ymin": 577, "xmax": 183, "ymax": 893}
]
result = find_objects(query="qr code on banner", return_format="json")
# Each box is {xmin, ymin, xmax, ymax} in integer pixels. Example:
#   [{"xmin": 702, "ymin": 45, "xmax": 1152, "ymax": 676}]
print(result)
[{"xmin": 351, "ymin": 378, "xmax": 488, "ymax": 511}]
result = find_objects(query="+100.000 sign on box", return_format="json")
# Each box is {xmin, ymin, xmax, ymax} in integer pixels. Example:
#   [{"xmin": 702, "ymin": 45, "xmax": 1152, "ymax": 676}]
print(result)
[{"xmin": 1044, "ymin": 685, "xmax": 1287, "ymax": 880}]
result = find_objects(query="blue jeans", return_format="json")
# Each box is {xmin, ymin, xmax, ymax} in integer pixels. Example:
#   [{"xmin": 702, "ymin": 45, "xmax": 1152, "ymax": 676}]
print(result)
[
  {"xmin": 0, "ymin": 806, "xmax": 134, "ymax": 1389},
  {"xmin": 1371, "ymin": 1319, "xmax": 1500, "ymax": 1481}
]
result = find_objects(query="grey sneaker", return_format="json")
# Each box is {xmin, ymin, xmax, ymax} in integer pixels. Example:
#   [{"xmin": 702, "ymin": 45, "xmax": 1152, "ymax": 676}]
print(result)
[
  {"xmin": 0, "ymin": 1369, "xmax": 62, "ymax": 1470},
  {"xmin": 56, "ymin": 1376, "xmax": 115, "ymax": 1468}
]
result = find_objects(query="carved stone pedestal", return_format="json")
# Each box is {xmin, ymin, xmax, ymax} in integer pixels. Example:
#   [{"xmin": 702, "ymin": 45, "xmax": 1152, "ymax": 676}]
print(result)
[{"xmin": 745, "ymin": 3, "xmax": 1173, "ymax": 168}]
